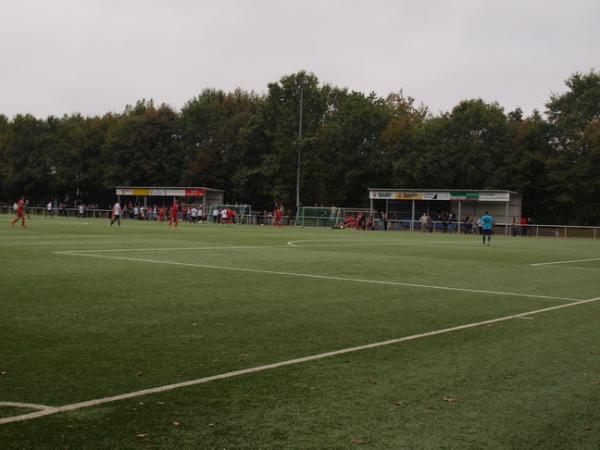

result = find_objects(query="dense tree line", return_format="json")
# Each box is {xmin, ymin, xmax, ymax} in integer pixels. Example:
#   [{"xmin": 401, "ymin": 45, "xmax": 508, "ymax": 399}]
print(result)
[{"xmin": 1, "ymin": 70, "xmax": 599, "ymax": 224}]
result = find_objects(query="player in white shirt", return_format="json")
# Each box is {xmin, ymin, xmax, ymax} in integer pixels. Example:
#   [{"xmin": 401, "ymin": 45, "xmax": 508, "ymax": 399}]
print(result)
[
  {"xmin": 110, "ymin": 202, "xmax": 121, "ymax": 226},
  {"xmin": 46, "ymin": 201, "xmax": 53, "ymax": 218}
]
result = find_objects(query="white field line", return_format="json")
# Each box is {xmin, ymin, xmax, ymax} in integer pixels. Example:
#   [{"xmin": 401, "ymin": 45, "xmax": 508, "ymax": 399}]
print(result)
[
  {"xmin": 286, "ymin": 239, "xmax": 481, "ymax": 247},
  {"xmin": 27, "ymin": 221, "xmax": 90, "ymax": 226},
  {"xmin": 287, "ymin": 239, "xmax": 358, "ymax": 247},
  {"xmin": 54, "ymin": 245, "xmax": 287, "ymax": 254},
  {"xmin": 54, "ymin": 251, "xmax": 583, "ymax": 302},
  {"xmin": 54, "ymin": 240, "xmax": 477, "ymax": 253},
  {"xmin": 0, "ymin": 402, "xmax": 52, "ymax": 411},
  {"xmin": 2, "ymin": 295, "xmax": 599, "ymax": 426},
  {"xmin": 530, "ymin": 257, "xmax": 600, "ymax": 267}
]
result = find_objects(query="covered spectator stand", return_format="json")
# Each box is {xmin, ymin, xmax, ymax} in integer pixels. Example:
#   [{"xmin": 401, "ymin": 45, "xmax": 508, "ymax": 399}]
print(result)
[
  {"xmin": 368, "ymin": 189, "xmax": 522, "ymax": 232},
  {"xmin": 115, "ymin": 186, "xmax": 224, "ymax": 211}
]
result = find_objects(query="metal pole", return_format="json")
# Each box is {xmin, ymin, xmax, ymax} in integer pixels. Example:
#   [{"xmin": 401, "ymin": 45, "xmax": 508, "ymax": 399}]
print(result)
[
  {"xmin": 505, "ymin": 202, "xmax": 509, "ymax": 236},
  {"xmin": 296, "ymin": 85, "xmax": 304, "ymax": 208},
  {"xmin": 457, "ymin": 201, "xmax": 462, "ymax": 234},
  {"xmin": 411, "ymin": 200, "xmax": 415, "ymax": 232}
]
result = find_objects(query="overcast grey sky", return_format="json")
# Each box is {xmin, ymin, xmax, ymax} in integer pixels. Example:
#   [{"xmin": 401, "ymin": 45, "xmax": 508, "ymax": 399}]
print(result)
[{"xmin": 1, "ymin": 0, "xmax": 598, "ymax": 118}]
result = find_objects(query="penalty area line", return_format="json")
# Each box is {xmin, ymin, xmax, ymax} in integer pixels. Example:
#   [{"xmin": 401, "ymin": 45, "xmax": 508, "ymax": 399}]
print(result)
[
  {"xmin": 1, "ymin": 295, "xmax": 599, "ymax": 426},
  {"xmin": 55, "ymin": 251, "xmax": 583, "ymax": 302}
]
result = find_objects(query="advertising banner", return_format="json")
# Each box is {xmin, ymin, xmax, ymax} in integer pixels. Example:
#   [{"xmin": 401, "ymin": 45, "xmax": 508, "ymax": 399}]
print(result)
[
  {"xmin": 185, "ymin": 189, "xmax": 205, "ymax": 197},
  {"xmin": 479, "ymin": 192, "xmax": 510, "ymax": 202},
  {"xmin": 117, "ymin": 188, "xmax": 203, "ymax": 197},
  {"xmin": 165, "ymin": 189, "xmax": 185, "ymax": 196},
  {"xmin": 450, "ymin": 192, "xmax": 480, "ymax": 200},
  {"xmin": 370, "ymin": 190, "xmax": 510, "ymax": 202},
  {"xmin": 369, "ymin": 191, "xmax": 449, "ymax": 200}
]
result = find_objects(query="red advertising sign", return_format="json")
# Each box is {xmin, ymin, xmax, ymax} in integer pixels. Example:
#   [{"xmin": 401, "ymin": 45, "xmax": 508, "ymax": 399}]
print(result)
[{"xmin": 185, "ymin": 189, "xmax": 205, "ymax": 197}]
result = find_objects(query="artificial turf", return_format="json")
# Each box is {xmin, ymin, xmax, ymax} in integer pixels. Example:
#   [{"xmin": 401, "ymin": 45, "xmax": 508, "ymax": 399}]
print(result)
[{"xmin": 1, "ymin": 216, "xmax": 599, "ymax": 448}]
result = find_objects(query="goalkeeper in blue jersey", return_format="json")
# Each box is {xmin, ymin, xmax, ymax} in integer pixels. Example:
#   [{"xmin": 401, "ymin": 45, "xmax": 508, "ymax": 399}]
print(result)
[{"xmin": 480, "ymin": 211, "xmax": 494, "ymax": 245}]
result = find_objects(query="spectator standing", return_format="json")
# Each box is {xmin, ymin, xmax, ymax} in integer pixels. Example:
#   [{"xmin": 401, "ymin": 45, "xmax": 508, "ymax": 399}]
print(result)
[
  {"xmin": 519, "ymin": 216, "xmax": 528, "ymax": 236},
  {"xmin": 419, "ymin": 213, "xmax": 428, "ymax": 232},
  {"xmin": 381, "ymin": 211, "xmax": 388, "ymax": 231}
]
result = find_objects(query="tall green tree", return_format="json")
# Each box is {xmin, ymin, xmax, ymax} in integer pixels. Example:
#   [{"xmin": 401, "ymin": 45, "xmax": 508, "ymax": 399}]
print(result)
[
  {"xmin": 241, "ymin": 71, "xmax": 329, "ymax": 208},
  {"xmin": 179, "ymin": 88, "xmax": 259, "ymax": 202},
  {"xmin": 546, "ymin": 70, "xmax": 600, "ymax": 224},
  {"xmin": 402, "ymin": 99, "xmax": 512, "ymax": 190},
  {"xmin": 102, "ymin": 100, "xmax": 183, "ymax": 189},
  {"xmin": 1, "ymin": 114, "xmax": 55, "ymax": 202},
  {"xmin": 318, "ymin": 89, "xmax": 391, "ymax": 206}
]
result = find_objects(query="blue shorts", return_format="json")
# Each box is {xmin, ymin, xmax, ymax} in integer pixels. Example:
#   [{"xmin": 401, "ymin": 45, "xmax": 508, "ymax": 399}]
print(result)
[{"xmin": 483, "ymin": 228, "xmax": 492, "ymax": 236}]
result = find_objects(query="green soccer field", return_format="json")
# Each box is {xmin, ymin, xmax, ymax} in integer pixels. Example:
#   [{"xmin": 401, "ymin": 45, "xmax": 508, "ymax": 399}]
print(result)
[{"xmin": 1, "ymin": 216, "xmax": 599, "ymax": 449}]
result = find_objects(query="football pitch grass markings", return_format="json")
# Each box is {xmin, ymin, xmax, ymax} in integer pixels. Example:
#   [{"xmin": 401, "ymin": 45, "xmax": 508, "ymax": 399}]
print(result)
[
  {"xmin": 530, "ymin": 256, "xmax": 600, "ymax": 266},
  {"xmin": 286, "ymin": 239, "xmax": 481, "ymax": 247},
  {"xmin": 2, "ymin": 294, "xmax": 599, "ymax": 426},
  {"xmin": 0, "ymin": 402, "xmax": 52, "ymax": 411},
  {"xmin": 51, "ymin": 239, "xmax": 481, "ymax": 254},
  {"xmin": 53, "ymin": 247, "xmax": 583, "ymax": 302},
  {"xmin": 54, "ymin": 244, "xmax": 288, "ymax": 254}
]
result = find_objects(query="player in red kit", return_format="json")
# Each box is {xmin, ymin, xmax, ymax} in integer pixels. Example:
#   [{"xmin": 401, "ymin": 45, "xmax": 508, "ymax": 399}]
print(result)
[
  {"xmin": 158, "ymin": 207, "xmax": 166, "ymax": 222},
  {"xmin": 11, "ymin": 197, "xmax": 27, "ymax": 228},
  {"xmin": 168, "ymin": 200, "xmax": 180, "ymax": 228},
  {"xmin": 273, "ymin": 205, "xmax": 284, "ymax": 227}
]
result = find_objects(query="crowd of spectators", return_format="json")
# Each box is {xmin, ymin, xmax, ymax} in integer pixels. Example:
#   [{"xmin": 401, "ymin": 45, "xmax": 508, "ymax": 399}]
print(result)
[{"xmin": 2, "ymin": 199, "xmax": 537, "ymax": 237}]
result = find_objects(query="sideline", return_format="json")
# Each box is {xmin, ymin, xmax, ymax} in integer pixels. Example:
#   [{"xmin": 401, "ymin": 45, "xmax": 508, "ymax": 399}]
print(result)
[
  {"xmin": 54, "ymin": 251, "xmax": 582, "ymax": 302},
  {"xmin": 2, "ymin": 295, "xmax": 599, "ymax": 426}
]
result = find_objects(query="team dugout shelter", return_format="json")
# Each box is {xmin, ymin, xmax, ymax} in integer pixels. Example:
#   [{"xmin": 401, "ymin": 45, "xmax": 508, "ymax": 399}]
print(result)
[
  {"xmin": 368, "ymin": 188, "xmax": 522, "ymax": 232},
  {"xmin": 115, "ymin": 186, "xmax": 224, "ymax": 210}
]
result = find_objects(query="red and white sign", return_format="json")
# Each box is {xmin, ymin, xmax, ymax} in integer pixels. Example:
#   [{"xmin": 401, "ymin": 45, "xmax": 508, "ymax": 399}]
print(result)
[{"xmin": 185, "ymin": 189, "xmax": 205, "ymax": 197}]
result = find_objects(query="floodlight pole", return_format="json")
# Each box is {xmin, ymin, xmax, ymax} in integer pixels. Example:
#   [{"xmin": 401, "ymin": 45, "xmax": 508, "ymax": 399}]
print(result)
[{"xmin": 296, "ymin": 84, "xmax": 304, "ymax": 209}]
